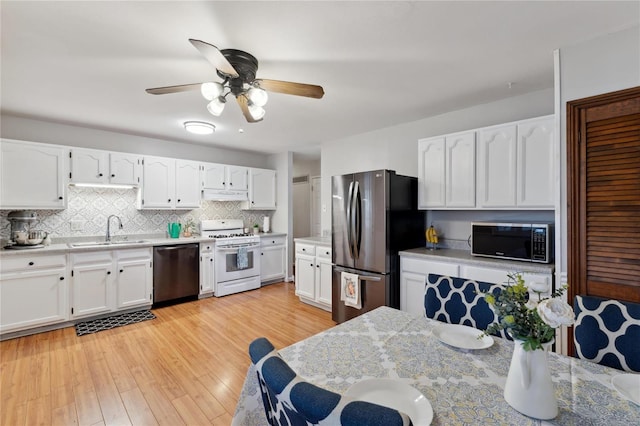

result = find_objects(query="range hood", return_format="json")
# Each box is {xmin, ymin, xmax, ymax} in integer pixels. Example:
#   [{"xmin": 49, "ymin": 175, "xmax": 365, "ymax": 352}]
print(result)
[{"xmin": 202, "ymin": 189, "xmax": 248, "ymax": 201}]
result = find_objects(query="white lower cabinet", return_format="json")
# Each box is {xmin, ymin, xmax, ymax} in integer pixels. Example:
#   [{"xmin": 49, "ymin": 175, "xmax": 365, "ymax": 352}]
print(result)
[
  {"xmin": 71, "ymin": 248, "xmax": 152, "ymax": 319},
  {"xmin": 400, "ymin": 257, "xmax": 459, "ymax": 317},
  {"xmin": 260, "ymin": 236, "xmax": 286, "ymax": 283},
  {"xmin": 0, "ymin": 254, "xmax": 68, "ymax": 334},
  {"xmin": 200, "ymin": 242, "xmax": 214, "ymax": 296},
  {"xmin": 295, "ymin": 241, "xmax": 332, "ymax": 311}
]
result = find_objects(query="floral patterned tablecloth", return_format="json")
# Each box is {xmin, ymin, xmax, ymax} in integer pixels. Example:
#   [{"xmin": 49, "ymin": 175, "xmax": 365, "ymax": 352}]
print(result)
[{"xmin": 232, "ymin": 306, "xmax": 639, "ymax": 425}]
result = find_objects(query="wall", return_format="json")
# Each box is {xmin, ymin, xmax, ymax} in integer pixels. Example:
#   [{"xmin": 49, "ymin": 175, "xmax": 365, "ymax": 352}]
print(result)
[
  {"xmin": 267, "ymin": 152, "xmax": 294, "ymax": 280},
  {"xmin": 558, "ymin": 25, "xmax": 640, "ymax": 274},
  {"xmin": 0, "ymin": 114, "xmax": 268, "ymax": 167},
  {"xmin": 320, "ymin": 88, "xmax": 555, "ymax": 235}
]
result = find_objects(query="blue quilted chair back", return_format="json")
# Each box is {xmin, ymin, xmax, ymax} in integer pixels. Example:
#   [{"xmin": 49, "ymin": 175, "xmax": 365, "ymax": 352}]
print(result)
[
  {"xmin": 574, "ymin": 295, "xmax": 640, "ymax": 372},
  {"xmin": 249, "ymin": 337, "xmax": 413, "ymax": 426},
  {"xmin": 425, "ymin": 274, "xmax": 510, "ymax": 339}
]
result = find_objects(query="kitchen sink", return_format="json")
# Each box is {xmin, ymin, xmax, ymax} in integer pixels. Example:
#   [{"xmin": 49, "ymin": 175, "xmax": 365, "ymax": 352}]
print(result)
[{"xmin": 69, "ymin": 240, "xmax": 149, "ymax": 248}]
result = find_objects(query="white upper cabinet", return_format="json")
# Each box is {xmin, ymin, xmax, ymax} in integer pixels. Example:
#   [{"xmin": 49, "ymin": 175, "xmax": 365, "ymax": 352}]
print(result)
[
  {"xmin": 175, "ymin": 160, "xmax": 201, "ymax": 209},
  {"xmin": 477, "ymin": 116, "xmax": 554, "ymax": 209},
  {"xmin": 477, "ymin": 124, "xmax": 517, "ymax": 208},
  {"xmin": 517, "ymin": 117, "xmax": 555, "ymax": 208},
  {"xmin": 201, "ymin": 163, "xmax": 248, "ymax": 191},
  {"xmin": 0, "ymin": 139, "xmax": 67, "ymax": 209},
  {"xmin": 70, "ymin": 148, "xmax": 141, "ymax": 186},
  {"xmin": 418, "ymin": 131, "xmax": 475, "ymax": 209},
  {"xmin": 139, "ymin": 156, "xmax": 176, "ymax": 209},
  {"xmin": 244, "ymin": 168, "xmax": 276, "ymax": 210}
]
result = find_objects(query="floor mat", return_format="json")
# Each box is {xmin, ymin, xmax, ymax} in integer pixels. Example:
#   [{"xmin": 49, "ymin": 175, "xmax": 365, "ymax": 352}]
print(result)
[{"xmin": 75, "ymin": 310, "xmax": 156, "ymax": 336}]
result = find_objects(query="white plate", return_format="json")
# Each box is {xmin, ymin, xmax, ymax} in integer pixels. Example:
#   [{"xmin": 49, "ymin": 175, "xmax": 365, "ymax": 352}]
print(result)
[
  {"xmin": 345, "ymin": 378, "xmax": 433, "ymax": 425},
  {"xmin": 432, "ymin": 323, "xmax": 494, "ymax": 350},
  {"xmin": 612, "ymin": 374, "xmax": 640, "ymax": 405}
]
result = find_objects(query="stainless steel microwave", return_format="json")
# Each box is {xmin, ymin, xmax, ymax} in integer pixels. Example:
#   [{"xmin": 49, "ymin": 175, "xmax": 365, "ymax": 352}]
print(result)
[{"xmin": 471, "ymin": 222, "xmax": 553, "ymax": 263}]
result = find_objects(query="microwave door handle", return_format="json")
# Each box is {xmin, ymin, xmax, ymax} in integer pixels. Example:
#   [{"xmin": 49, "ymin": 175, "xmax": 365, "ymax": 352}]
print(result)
[
  {"xmin": 353, "ymin": 180, "xmax": 361, "ymax": 259},
  {"xmin": 346, "ymin": 181, "xmax": 355, "ymax": 259}
]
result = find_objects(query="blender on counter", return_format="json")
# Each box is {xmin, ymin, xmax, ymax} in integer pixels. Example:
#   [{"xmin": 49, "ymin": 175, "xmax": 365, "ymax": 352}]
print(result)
[{"xmin": 5, "ymin": 210, "xmax": 47, "ymax": 249}]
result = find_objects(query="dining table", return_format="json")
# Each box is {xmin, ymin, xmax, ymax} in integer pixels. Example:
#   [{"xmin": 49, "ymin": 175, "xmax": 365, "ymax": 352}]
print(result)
[{"xmin": 232, "ymin": 306, "xmax": 639, "ymax": 425}]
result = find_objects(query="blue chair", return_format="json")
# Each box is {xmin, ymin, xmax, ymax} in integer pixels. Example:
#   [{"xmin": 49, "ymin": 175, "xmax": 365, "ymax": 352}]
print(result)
[
  {"xmin": 425, "ymin": 274, "xmax": 510, "ymax": 339},
  {"xmin": 249, "ymin": 337, "xmax": 413, "ymax": 426},
  {"xmin": 574, "ymin": 295, "xmax": 640, "ymax": 373}
]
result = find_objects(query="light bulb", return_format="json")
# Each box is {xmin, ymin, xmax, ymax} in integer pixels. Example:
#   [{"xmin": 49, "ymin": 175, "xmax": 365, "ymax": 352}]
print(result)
[
  {"xmin": 207, "ymin": 97, "xmax": 226, "ymax": 116},
  {"xmin": 248, "ymin": 103, "xmax": 265, "ymax": 120},
  {"xmin": 247, "ymin": 87, "xmax": 268, "ymax": 107},
  {"xmin": 201, "ymin": 82, "xmax": 223, "ymax": 101}
]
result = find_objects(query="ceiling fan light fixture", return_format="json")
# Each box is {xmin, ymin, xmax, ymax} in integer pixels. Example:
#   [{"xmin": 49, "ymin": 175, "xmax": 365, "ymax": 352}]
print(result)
[
  {"xmin": 201, "ymin": 82, "xmax": 224, "ymax": 101},
  {"xmin": 247, "ymin": 87, "xmax": 268, "ymax": 107},
  {"xmin": 207, "ymin": 97, "xmax": 226, "ymax": 116},
  {"xmin": 248, "ymin": 103, "xmax": 266, "ymax": 120},
  {"xmin": 184, "ymin": 121, "xmax": 215, "ymax": 135}
]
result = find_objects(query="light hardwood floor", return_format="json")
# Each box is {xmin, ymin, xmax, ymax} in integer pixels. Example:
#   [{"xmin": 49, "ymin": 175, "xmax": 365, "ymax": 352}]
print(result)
[{"xmin": 0, "ymin": 282, "xmax": 335, "ymax": 425}]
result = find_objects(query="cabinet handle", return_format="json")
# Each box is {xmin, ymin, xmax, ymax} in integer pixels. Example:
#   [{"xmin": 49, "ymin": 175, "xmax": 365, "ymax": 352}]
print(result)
[
  {"xmin": 168, "ymin": 198, "xmax": 171, "ymax": 202},
  {"xmin": 302, "ymin": 248, "xmax": 306, "ymax": 251},
  {"xmin": 317, "ymin": 264, "xmax": 320, "ymax": 268},
  {"xmin": 59, "ymin": 196, "xmax": 63, "ymax": 200},
  {"xmin": 120, "ymin": 269, "xmax": 124, "ymax": 273},
  {"xmin": 111, "ymin": 174, "xmax": 115, "ymax": 178},
  {"xmin": 272, "ymin": 240, "xmax": 275, "ymax": 244},
  {"xmin": 229, "ymin": 182, "xmax": 233, "ymax": 186},
  {"xmin": 177, "ymin": 199, "xmax": 181, "ymax": 203},
  {"xmin": 222, "ymin": 182, "xmax": 225, "ymax": 185},
  {"xmin": 99, "ymin": 173, "xmax": 103, "ymax": 177},
  {"xmin": 59, "ymin": 276, "xmax": 64, "ymax": 281},
  {"xmin": 326, "ymin": 251, "xmax": 330, "ymax": 255},
  {"xmin": 28, "ymin": 261, "xmax": 34, "ymax": 266},
  {"xmin": 261, "ymin": 252, "xmax": 264, "ymax": 255},
  {"xmin": 310, "ymin": 263, "xmax": 314, "ymax": 267},
  {"xmin": 210, "ymin": 258, "xmax": 213, "ymax": 262},
  {"xmin": 107, "ymin": 271, "xmax": 111, "ymax": 275}
]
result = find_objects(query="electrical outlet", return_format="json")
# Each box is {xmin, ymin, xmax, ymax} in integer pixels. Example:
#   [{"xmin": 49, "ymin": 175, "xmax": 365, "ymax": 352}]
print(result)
[{"xmin": 70, "ymin": 220, "xmax": 84, "ymax": 231}]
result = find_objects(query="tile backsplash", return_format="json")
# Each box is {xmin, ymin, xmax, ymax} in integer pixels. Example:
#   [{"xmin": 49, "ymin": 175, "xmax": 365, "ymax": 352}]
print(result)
[{"xmin": 0, "ymin": 187, "xmax": 271, "ymax": 240}]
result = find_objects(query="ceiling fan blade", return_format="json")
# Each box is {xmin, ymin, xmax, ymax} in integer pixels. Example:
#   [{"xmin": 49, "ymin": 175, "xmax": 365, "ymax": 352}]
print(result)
[
  {"xmin": 145, "ymin": 83, "xmax": 204, "ymax": 95},
  {"xmin": 189, "ymin": 39, "xmax": 239, "ymax": 78},
  {"xmin": 256, "ymin": 79, "xmax": 324, "ymax": 99},
  {"xmin": 236, "ymin": 96, "xmax": 262, "ymax": 123}
]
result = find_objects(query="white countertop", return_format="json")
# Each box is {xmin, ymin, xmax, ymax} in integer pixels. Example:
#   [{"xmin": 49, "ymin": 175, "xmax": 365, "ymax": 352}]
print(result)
[
  {"xmin": 399, "ymin": 247, "xmax": 555, "ymax": 273},
  {"xmin": 293, "ymin": 236, "xmax": 331, "ymax": 246}
]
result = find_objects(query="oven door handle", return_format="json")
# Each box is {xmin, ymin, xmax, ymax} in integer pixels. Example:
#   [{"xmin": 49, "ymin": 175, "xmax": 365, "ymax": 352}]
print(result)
[{"xmin": 216, "ymin": 244, "xmax": 259, "ymax": 251}]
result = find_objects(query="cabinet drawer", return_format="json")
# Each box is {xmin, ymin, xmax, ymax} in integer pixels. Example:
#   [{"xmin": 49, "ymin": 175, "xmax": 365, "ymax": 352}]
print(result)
[
  {"xmin": 261, "ymin": 236, "xmax": 286, "ymax": 247},
  {"xmin": 114, "ymin": 248, "xmax": 152, "ymax": 261},
  {"xmin": 401, "ymin": 257, "xmax": 459, "ymax": 277},
  {"xmin": 316, "ymin": 246, "xmax": 332, "ymax": 259},
  {"xmin": 0, "ymin": 254, "xmax": 67, "ymax": 273},
  {"xmin": 200, "ymin": 242, "xmax": 214, "ymax": 253},
  {"xmin": 296, "ymin": 243, "xmax": 315, "ymax": 256}
]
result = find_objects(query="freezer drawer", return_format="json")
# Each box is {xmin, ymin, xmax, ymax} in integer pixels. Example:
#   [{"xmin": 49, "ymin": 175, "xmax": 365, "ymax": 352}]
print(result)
[{"xmin": 331, "ymin": 265, "xmax": 390, "ymax": 324}]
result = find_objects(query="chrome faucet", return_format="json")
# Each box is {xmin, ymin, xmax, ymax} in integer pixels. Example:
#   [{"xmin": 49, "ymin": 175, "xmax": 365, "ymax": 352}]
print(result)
[{"xmin": 106, "ymin": 215, "xmax": 123, "ymax": 242}]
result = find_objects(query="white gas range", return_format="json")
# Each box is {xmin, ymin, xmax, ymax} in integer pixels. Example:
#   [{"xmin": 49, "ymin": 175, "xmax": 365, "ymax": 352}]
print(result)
[{"xmin": 201, "ymin": 219, "xmax": 261, "ymax": 297}]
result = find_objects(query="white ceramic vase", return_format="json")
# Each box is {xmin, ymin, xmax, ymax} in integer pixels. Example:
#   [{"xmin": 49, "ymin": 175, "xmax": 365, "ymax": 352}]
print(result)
[{"xmin": 504, "ymin": 339, "xmax": 558, "ymax": 420}]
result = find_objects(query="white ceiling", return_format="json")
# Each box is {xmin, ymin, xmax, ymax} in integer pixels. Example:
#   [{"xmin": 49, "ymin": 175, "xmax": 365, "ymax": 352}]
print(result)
[{"xmin": 1, "ymin": 1, "xmax": 638, "ymax": 157}]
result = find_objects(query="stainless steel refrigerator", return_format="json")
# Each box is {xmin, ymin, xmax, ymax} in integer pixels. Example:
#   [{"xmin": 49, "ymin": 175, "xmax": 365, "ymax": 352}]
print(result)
[{"xmin": 332, "ymin": 170, "xmax": 425, "ymax": 323}]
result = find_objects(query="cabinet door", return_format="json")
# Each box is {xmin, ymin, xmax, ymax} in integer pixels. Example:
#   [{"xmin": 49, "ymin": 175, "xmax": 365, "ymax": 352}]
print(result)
[
  {"xmin": 316, "ymin": 258, "xmax": 333, "ymax": 307},
  {"xmin": 141, "ymin": 156, "xmax": 175, "ymax": 209},
  {"xmin": 71, "ymin": 260, "xmax": 113, "ymax": 318},
  {"xmin": 261, "ymin": 245, "xmax": 286, "ymax": 282},
  {"xmin": 110, "ymin": 153, "xmax": 141, "ymax": 185},
  {"xmin": 0, "ymin": 268, "xmax": 67, "ymax": 333},
  {"xmin": 227, "ymin": 166, "xmax": 248, "ymax": 191},
  {"xmin": 477, "ymin": 125, "xmax": 517, "ymax": 207},
  {"xmin": 200, "ymin": 252, "xmax": 214, "ymax": 294},
  {"xmin": 175, "ymin": 159, "xmax": 201, "ymax": 209},
  {"xmin": 418, "ymin": 137, "xmax": 446, "ymax": 208},
  {"xmin": 446, "ymin": 132, "xmax": 476, "ymax": 207},
  {"xmin": 248, "ymin": 168, "xmax": 276, "ymax": 209},
  {"xmin": 295, "ymin": 254, "xmax": 315, "ymax": 299},
  {"xmin": 201, "ymin": 162, "xmax": 227, "ymax": 190},
  {"xmin": 70, "ymin": 148, "xmax": 108, "ymax": 184},
  {"xmin": 517, "ymin": 117, "xmax": 555, "ymax": 207},
  {"xmin": 400, "ymin": 271, "xmax": 427, "ymax": 317},
  {"xmin": 116, "ymin": 258, "xmax": 152, "ymax": 309},
  {"xmin": 0, "ymin": 140, "xmax": 67, "ymax": 209}
]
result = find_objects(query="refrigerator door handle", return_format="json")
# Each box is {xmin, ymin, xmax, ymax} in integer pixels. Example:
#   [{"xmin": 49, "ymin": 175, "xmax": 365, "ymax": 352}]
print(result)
[
  {"xmin": 346, "ymin": 181, "xmax": 355, "ymax": 259},
  {"xmin": 353, "ymin": 180, "xmax": 361, "ymax": 259}
]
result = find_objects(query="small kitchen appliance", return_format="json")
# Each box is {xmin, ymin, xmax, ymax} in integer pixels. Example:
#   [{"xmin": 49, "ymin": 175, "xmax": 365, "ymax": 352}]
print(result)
[
  {"xmin": 5, "ymin": 210, "xmax": 45, "ymax": 249},
  {"xmin": 471, "ymin": 222, "xmax": 553, "ymax": 263},
  {"xmin": 200, "ymin": 219, "xmax": 261, "ymax": 297}
]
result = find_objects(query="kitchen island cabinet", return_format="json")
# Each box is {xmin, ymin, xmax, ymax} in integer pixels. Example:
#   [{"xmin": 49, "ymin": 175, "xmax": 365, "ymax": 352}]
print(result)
[{"xmin": 0, "ymin": 253, "xmax": 68, "ymax": 334}]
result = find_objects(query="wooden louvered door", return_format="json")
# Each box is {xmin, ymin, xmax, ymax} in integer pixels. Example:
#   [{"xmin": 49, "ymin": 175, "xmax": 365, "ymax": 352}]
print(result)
[{"xmin": 568, "ymin": 86, "xmax": 640, "ymax": 329}]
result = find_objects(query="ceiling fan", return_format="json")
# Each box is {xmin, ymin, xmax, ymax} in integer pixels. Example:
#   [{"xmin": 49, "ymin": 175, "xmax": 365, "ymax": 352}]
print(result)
[{"xmin": 146, "ymin": 39, "xmax": 325, "ymax": 123}]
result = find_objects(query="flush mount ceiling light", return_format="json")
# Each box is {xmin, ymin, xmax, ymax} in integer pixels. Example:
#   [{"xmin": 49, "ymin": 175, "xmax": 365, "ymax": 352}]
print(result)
[
  {"xmin": 184, "ymin": 121, "xmax": 215, "ymax": 135},
  {"xmin": 146, "ymin": 39, "xmax": 324, "ymax": 123}
]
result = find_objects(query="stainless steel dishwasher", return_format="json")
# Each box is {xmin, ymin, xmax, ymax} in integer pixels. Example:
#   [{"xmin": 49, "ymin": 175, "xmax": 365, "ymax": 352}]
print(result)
[{"xmin": 153, "ymin": 244, "xmax": 200, "ymax": 304}]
